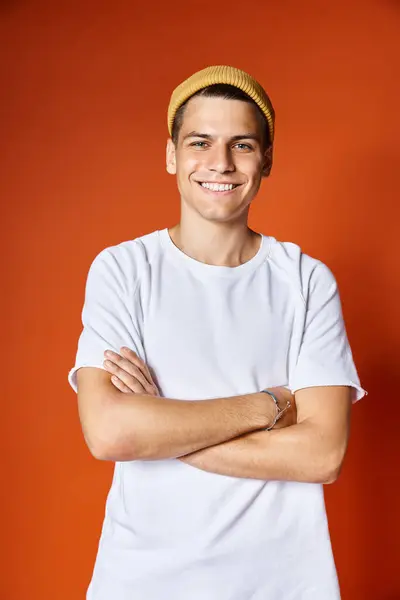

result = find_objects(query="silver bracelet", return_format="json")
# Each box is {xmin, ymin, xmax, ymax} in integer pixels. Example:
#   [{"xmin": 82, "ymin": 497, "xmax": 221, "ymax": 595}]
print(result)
[{"xmin": 260, "ymin": 389, "xmax": 291, "ymax": 431}]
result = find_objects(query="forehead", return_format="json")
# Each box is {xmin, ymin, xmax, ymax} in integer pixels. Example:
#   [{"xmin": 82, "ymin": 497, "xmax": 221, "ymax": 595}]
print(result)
[{"xmin": 180, "ymin": 95, "xmax": 262, "ymax": 136}]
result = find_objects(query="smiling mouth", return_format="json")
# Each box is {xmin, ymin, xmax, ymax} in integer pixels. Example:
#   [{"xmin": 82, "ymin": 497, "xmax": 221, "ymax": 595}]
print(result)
[{"xmin": 196, "ymin": 182, "xmax": 242, "ymax": 193}]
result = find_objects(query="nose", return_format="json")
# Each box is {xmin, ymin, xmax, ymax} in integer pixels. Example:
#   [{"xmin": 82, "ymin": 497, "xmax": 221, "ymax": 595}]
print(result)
[{"xmin": 206, "ymin": 143, "xmax": 235, "ymax": 174}]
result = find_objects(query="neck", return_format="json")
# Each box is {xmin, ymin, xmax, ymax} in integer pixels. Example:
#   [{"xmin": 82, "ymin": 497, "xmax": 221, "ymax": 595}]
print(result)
[{"xmin": 168, "ymin": 220, "xmax": 261, "ymax": 267}]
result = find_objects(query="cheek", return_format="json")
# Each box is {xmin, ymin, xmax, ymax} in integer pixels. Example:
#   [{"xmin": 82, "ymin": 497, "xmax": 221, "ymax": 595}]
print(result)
[
  {"xmin": 244, "ymin": 164, "xmax": 263, "ymax": 184},
  {"xmin": 177, "ymin": 157, "xmax": 203, "ymax": 181},
  {"xmin": 188, "ymin": 155, "xmax": 204, "ymax": 170}
]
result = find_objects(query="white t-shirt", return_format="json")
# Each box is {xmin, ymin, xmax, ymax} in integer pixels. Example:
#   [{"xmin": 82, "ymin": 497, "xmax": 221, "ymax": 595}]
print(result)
[{"xmin": 68, "ymin": 228, "xmax": 366, "ymax": 600}]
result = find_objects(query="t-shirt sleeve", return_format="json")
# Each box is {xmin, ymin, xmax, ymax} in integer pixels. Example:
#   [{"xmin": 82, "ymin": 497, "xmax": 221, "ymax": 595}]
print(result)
[
  {"xmin": 289, "ymin": 261, "xmax": 367, "ymax": 403},
  {"xmin": 68, "ymin": 248, "xmax": 143, "ymax": 394}
]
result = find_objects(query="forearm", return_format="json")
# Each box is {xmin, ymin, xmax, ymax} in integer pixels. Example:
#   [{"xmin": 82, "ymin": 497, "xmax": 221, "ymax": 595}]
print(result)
[
  {"xmin": 180, "ymin": 421, "xmax": 346, "ymax": 484},
  {"xmin": 97, "ymin": 389, "xmax": 275, "ymax": 462}
]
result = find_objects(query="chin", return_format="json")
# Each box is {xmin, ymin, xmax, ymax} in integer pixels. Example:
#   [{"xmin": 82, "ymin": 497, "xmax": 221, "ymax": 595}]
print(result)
[{"xmin": 199, "ymin": 204, "xmax": 250, "ymax": 223}]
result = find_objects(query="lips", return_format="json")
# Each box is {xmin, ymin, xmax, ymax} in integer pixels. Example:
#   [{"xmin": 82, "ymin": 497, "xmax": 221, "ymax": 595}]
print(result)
[
  {"xmin": 195, "ymin": 181, "xmax": 243, "ymax": 196},
  {"xmin": 195, "ymin": 181, "xmax": 241, "ymax": 186},
  {"xmin": 195, "ymin": 182, "xmax": 243, "ymax": 191}
]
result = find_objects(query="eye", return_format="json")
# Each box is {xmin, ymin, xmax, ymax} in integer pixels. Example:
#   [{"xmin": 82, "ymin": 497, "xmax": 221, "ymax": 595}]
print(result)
[
  {"xmin": 190, "ymin": 141, "xmax": 209, "ymax": 148},
  {"xmin": 234, "ymin": 143, "xmax": 253, "ymax": 151}
]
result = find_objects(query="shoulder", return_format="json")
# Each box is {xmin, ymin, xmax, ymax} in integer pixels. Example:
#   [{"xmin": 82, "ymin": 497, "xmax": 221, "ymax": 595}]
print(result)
[
  {"xmin": 266, "ymin": 236, "xmax": 338, "ymax": 303},
  {"xmin": 85, "ymin": 229, "xmax": 160, "ymax": 289}
]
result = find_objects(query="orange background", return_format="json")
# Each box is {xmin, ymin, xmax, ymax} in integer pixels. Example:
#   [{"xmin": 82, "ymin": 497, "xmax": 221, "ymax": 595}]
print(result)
[{"xmin": 2, "ymin": 1, "xmax": 399, "ymax": 598}]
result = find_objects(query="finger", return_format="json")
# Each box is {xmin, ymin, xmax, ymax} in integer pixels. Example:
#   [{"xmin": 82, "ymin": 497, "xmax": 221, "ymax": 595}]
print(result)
[
  {"xmin": 110, "ymin": 375, "xmax": 133, "ymax": 394},
  {"xmin": 104, "ymin": 349, "xmax": 159, "ymax": 395},
  {"xmin": 104, "ymin": 353, "xmax": 152, "ymax": 393},
  {"xmin": 120, "ymin": 347, "xmax": 154, "ymax": 382},
  {"xmin": 104, "ymin": 361, "xmax": 148, "ymax": 394},
  {"xmin": 105, "ymin": 359, "xmax": 160, "ymax": 396},
  {"xmin": 120, "ymin": 347, "xmax": 156, "ymax": 387},
  {"xmin": 103, "ymin": 358, "xmax": 146, "ymax": 392}
]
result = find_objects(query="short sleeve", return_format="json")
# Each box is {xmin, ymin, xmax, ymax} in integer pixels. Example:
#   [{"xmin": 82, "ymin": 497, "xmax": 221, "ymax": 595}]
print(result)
[
  {"xmin": 289, "ymin": 261, "xmax": 367, "ymax": 403},
  {"xmin": 68, "ymin": 248, "xmax": 144, "ymax": 394}
]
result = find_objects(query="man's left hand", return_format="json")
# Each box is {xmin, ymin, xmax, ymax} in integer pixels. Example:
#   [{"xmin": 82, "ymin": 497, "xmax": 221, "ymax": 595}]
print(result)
[{"xmin": 103, "ymin": 347, "xmax": 160, "ymax": 396}]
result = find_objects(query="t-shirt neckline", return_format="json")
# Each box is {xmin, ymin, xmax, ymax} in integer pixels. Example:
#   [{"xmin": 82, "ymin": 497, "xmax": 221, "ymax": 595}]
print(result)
[{"xmin": 158, "ymin": 228, "xmax": 271, "ymax": 279}]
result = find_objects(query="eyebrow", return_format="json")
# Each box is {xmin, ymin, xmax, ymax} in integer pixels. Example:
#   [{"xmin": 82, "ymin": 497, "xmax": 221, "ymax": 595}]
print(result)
[{"xmin": 182, "ymin": 131, "xmax": 261, "ymax": 143}]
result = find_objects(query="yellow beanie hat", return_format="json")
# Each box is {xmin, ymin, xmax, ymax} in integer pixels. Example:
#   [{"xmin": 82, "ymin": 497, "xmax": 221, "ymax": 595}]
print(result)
[{"xmin": 167, "ymin": 65, "xmax": 275, "ymax": 144}]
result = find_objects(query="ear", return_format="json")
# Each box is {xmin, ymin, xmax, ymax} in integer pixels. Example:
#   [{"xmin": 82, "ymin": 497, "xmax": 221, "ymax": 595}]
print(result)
[
  {"xmin": 166, "ymin": 138, "xmax": 177, "ymax": 175},
  {"xmin": 261, "ymin": 145, "xmax": 273, "ymax": 178}
]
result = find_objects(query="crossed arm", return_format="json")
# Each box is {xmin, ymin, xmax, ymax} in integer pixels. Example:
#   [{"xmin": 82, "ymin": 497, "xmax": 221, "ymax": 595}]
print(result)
[
  {"xmin": 76, "ymin": 347, "xmax": 352, "ymax": 485},
  {"xmin": 179, "ymin": 385, "xmax": 352, "ymax": 484}
]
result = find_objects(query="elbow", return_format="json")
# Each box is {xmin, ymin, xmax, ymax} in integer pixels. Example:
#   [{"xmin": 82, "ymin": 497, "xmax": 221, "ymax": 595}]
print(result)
[
  {"xmin": 89, "ymin": 439, "xmax": 141, "ymax": 462},
  {"xmin": 83, "ymin": 427, "xmax": 114, "ymax": 461},
  {"xmin": 322, "ymin": 466, "xmax": 340, "ymax": 485},
  {"xmin": 80, "ymin": 397, "xmax": 156, "ymax": 461},
  {"xmin": 84, "ymin": 424, "xmax": 142, "ymax": 462},
  {"xmin": 88, "ymin": 438, "xmax": 114, "ymax": 461},
  {"xmin": 319, "ymin": 450, "xmax": 346, "ymax": 485},
  {"xmin": 89, "ymin": 434, "xmax": 143, "ymax": 462}
]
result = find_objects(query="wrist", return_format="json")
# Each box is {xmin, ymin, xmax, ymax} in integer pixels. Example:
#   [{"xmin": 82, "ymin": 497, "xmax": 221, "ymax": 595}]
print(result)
[
  {"xmin": 259, "ymin": 386, "xmax": 294, "ymax": 430},
  {"xmin": 251, "ymin": 392, "xmax": 278, "ymax": 430}
]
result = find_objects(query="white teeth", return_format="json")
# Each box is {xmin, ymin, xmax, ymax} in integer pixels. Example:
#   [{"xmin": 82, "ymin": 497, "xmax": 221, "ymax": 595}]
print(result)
[{"xmin": 200, "ymin": 182, "xmax": 236, "ymax": 191}]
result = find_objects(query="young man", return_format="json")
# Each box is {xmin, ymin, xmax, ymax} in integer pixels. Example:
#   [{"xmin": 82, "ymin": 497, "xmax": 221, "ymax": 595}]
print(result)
[{"xmin": 68, "ymin": 65, "xmax": 367, "ymax": 599}]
